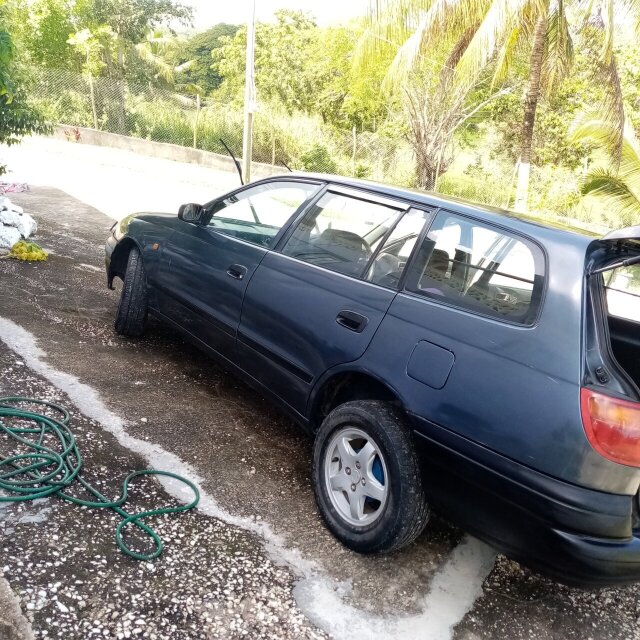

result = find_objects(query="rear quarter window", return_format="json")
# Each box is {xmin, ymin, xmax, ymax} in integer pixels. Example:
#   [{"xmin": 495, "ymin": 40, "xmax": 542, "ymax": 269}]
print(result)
[{"xmin": 405, "ymin": 211, "xmax": 545, "ymax": 325}]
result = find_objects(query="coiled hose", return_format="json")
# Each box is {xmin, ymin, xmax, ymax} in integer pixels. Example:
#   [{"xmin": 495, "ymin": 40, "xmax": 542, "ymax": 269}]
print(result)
[{"xmin": 0, "ymin": 396, "xmax": 200, "ymax": 560}]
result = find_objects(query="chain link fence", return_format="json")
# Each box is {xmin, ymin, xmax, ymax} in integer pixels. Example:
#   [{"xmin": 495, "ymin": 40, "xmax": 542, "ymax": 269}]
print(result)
[{"xmin": 27, "ymin": 67, "xmax": 416, "ymax": 185}]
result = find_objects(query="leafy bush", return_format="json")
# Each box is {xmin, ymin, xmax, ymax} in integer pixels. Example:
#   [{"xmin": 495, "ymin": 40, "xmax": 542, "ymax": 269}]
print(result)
[{"xmin": 300, "ymin": 144, "xmax": 338, "ymax": 173}]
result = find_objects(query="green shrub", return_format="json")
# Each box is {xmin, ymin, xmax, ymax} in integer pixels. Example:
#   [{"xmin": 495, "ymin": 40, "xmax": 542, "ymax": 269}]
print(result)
[{"xmin": 300, "ymin": 144, "xmax": 338, "ymax": 173}]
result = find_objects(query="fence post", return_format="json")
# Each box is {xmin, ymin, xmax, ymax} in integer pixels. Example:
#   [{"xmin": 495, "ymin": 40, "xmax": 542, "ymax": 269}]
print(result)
[
  {"xmin": 352, "ymin": 125, "xmax": 357, "ymax": 176},
  {"xmin": 88, "ymin": 72, "xmax": 99, "ymax": 130},
  {"xmin": 193, "ymin": 93, "xmax": 200, "ymax": 149}
]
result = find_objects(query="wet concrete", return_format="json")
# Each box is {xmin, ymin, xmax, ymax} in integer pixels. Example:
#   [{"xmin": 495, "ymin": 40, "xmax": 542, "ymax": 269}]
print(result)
[{"xmin": 1, "ymin": 179, "xmax": 639, "ymax": 639}]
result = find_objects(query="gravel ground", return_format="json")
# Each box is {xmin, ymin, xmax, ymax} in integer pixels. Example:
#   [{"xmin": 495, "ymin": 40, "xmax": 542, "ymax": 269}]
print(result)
[
  {"xmin": 0, "ymin": 351, "xmax": 326, "ymax": 640},
  {"xmin": 0, "ymin": 138, "xmax": 639, "ymax": 640}
]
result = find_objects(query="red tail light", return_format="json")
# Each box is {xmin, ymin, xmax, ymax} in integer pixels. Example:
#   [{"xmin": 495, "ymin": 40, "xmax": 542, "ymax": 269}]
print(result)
[{"xmin": 581, "ymin": 388, "xmax": 640, "ymax": 466}]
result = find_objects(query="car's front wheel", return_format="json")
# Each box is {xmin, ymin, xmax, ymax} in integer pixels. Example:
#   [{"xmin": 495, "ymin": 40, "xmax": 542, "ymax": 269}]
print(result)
[
  {"xmin": 312, "ymin": 400, "xmax": 429, "ymax": 553},
  {"xmin": 114, "ymin": 247, "xmax": 148, "ymax": 337}
]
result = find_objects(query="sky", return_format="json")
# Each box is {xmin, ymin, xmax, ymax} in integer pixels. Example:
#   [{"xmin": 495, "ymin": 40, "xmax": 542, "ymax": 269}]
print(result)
[{"xmin": 185, "ymin": 0, "xmax": 370, "ymax": 30}]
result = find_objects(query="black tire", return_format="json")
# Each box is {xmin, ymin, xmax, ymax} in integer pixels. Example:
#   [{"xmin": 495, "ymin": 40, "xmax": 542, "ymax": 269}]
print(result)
[
  {"xmin": 312, "ymin": 400, "xmax": 429, "ymax": 554},
  {"xmin": 114, "ymin": 247, "xmax": 148, "ymax": 337}
]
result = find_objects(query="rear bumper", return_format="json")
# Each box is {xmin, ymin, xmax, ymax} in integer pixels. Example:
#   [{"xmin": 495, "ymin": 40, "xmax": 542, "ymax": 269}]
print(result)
[
  {"xmin": 549, "ymin": 528, "xmax": 640, "ymax": 586},
  {"xmin": 411, "ymin": 416, "xmax": 640, "ymax": 587}
]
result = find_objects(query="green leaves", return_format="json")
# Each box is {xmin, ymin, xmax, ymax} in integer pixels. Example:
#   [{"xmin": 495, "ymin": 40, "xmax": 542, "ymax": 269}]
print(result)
[{"xmin": 572, "ymin": 119, "xmax": 640, "ymax": 224}]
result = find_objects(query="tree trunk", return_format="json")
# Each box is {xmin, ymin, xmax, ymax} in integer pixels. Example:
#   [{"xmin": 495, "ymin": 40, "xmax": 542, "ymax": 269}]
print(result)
[
  {"xmin": 416, "ymin": 148, "xmax": 438, "ymax": 190},
  {"xmin": 514, "ymin": 11, "xmax": 548, "ymax": 212}
]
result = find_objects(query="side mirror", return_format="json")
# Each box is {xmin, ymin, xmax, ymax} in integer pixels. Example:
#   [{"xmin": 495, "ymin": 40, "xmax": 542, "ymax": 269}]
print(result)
[{"xmin": 178, "ymin": 203, "xmax": 205, "ymax": 224}]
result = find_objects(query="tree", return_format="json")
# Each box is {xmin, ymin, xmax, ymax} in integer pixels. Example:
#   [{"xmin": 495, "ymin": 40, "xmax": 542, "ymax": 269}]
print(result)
[
  {"xmin": 67, "ymin": 26, "xmax": 115, "ymax": 129},
  {"xmin": 572, "ymin": 119, "xmax": 640, "ymax": 225},
  {"xmin": 22, "ymin": 0, "xmax": 78, "ymax": 70},
  {"xmin": 369, "ymin": 0, "xmax": 638, "ymax": 211},
  {"xmin": 0, "ymin": 23, "xmax": 50, "ymax": 174},
  {"xmin": 212, "ymin": 10, "xmax": 319, "ymax": 113},
  {"xmin": 179, "ymin": 23, "xmax": 238, "ymax": 95},
  {"xmin": 70, "ymin": 0, "xmax": 191, "ymax": 132},
  {"xmin": 357, "ymin": 7, "xmax": 501, "ymax": 188}
]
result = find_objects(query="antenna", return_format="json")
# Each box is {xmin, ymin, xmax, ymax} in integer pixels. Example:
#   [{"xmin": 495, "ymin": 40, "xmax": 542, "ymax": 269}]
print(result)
[{"xmin": 219, "ymin": 139, "xmax": 244, "ymax": 185}]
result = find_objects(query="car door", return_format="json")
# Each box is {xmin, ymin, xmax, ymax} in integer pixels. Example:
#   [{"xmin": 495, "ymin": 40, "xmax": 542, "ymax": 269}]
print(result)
[
  {"xmin": 156, "ymin": 179, "xmax": 321, "ymax": 359},
  {"xmin": 236, "ymin": 186, "xmax": 424, "ymax": 415}
]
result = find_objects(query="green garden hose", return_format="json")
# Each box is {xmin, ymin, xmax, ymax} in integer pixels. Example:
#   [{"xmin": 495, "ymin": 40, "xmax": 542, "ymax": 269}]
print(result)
[{"xmin": 0, "ymin": 396, "xmax": 200, "ymax": 560}]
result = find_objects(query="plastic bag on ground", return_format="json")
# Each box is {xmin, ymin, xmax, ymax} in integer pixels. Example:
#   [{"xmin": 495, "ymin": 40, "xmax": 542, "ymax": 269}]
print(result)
[
  {"xmin": 0, "ymin": 225, "xmax": 22, "ymax": 249},
  {"xmin": 0, "ymin": 196, "xmax": 37, "ymax": 238}
]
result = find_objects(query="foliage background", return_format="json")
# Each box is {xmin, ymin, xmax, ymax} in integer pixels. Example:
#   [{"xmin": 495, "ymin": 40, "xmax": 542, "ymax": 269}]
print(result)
[{"xmin": 2, "ymin": 0, "xmax": 640, "ymax": 229}]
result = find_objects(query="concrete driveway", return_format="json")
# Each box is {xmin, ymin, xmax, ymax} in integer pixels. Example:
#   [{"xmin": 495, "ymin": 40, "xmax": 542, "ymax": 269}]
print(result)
[{"xmin": 0, "ymin": 137, "xmax": 639, "ymax": 640}]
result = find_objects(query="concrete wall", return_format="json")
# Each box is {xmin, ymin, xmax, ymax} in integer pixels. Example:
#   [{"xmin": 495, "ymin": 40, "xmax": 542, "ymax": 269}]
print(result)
[{"xmin": 52, "ymin": 125, "xmax": 286, "ymax": 180}]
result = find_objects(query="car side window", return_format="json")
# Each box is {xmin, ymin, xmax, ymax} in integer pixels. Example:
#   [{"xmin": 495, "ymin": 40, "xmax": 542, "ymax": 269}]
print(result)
[
  {"xmin": 207, "ymin": 181, "xmax": 319, "ymax": 248},
  {"xmin": 365, "ymin": 208, "xmax": 433, "ymax": 289},
  {"xmin": 606, "ymin": 264, "xmax": 640, "ymax": 323},
  {"xmin": 281, "ymin": 191, "xmax": 403, "ymax": 277},
  {"xmin": 405, "ymin": 212, "xmax": 545, "ymax": 324}
]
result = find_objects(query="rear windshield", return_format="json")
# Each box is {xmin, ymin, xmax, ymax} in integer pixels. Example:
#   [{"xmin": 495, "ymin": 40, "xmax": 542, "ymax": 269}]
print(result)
[{"xmin": 605, "ymin": 263, "xmax": 640, "ymax": 323}]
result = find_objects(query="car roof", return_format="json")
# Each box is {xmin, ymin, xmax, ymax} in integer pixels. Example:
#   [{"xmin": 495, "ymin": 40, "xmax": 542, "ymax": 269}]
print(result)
[{"xmin": 279, "ymin": 172, "xmax": 599, "ymax": 247}]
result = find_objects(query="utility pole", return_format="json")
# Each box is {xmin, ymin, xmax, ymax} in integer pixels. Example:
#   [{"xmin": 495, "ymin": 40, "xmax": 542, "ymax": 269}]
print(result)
[{"xmin": 242, "ymin": 0, "xmax": 257, "ymax": 184}]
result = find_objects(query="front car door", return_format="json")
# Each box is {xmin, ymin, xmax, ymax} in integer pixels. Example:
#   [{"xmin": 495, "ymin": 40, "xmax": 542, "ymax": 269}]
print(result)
[
  {"xmin": 237, "ymin": 186, "xmax": 433, "ymax": 416},
  {"xmin": 156, "ymin": 179, "xmax": 321, "ymax": 359}
]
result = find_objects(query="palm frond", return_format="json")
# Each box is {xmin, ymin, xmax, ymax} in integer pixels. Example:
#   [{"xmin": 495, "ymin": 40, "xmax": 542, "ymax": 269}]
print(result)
[
  {"xmin": 490, "ymin": 25, "xmax": 520, "ymax": 89},
  {"xmin": 366, "ymin": 0, "xmax": 489, "ymax": 87},
  {"xmin": 581, "ymin": 168, "xmax": 640, "ymax": 225},
  {"xmin": 541, "ymin": 0, "xmax": 573, "ymax": 98},
  {"xmin": 572, "ymin": 118, "xmax": 640, "ymax": 180},
  {"xmin": 601, "ymin": 0, "xmax": 614, "ymax": 64},
  {"xmin": 135, "ymin": 42, "xmax": 175, "ymax": 83},
  {"xmin": 454, "ymin": 0, "xmax": 531, "ymax": 91}
]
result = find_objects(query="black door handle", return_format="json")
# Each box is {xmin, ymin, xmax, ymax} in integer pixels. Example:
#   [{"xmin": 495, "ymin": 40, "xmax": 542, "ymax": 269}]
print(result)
[
  {"xmin": 226, "ymin": 264, "xmax": 248, "ymax": 280},
  {"xmin": 336, "ymin": 310, "xmax": 368, "ymax": 333}
]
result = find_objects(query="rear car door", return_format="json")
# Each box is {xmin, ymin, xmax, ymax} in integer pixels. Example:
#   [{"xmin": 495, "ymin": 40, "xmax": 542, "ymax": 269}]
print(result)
[
  {"xmin": 156, "ymin": 179, "xmax": 320, "ymax": 359},
  {"xmin": 237, "ymin": 187, "xmax": 430, "ymax": 416}
]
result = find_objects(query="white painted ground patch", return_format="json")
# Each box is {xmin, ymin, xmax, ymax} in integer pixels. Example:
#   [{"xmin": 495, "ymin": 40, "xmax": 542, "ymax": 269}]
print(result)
[{"xmin": 0, "ymin": 316, "xmax": 497, "ymax": 640}]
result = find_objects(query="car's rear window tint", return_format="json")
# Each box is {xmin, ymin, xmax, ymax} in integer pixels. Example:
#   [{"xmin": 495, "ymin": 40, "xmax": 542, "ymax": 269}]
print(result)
[{"xmin": 404, "ymin": 212, "xmax": 545, "ymax": 324}]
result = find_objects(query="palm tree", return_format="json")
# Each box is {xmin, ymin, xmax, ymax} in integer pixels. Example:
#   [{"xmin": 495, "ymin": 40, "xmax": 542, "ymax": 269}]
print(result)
[
  {"xmin": 355, "ymin": 8, "xmax": 505, "ymax": 189},
  {"xmin": 135, "ymin": 30, "xmax": 194, "ymax": 87},
  {"xmin": 572, "ymin": 119, "xmax": 640, "ymax": 225},
  {"xmin": 367, "ymin": 0, "xmax": 634, "ymax": 211}
]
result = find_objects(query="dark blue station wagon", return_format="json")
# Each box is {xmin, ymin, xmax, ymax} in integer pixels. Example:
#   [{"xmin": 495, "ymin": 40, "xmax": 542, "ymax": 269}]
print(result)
[{"xmin": 105, "ymin": 174, "xmax": 640, "ymax": 586}]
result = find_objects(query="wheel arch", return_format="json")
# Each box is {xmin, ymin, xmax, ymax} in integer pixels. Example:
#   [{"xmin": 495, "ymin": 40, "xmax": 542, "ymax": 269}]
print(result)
[
  {"xmin": 308, "ymin": 367, "xmax": 408, "ymax": 432},
  {"xmin": 108, "ymin": 237, "xmax": 143, "ymax": 289}
]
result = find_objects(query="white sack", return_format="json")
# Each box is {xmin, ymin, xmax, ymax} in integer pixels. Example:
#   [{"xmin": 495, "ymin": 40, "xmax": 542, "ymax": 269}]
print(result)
[
  {"xmin": 0, "ymin": 208, "xmax": 37, "ymax": 238},
  {"xmin": 0, "ymin": 196, "xmax": 23, "ymax": 214},
  {"xmin": 0, "ymin": 224, "xmax": 21, "ymax": 249}
]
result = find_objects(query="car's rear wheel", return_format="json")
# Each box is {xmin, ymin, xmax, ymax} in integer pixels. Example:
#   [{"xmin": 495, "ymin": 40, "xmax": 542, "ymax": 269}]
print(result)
[
  {"xmin": 312, "ymin": 400, "xmax": 429, "ymax": 553},
  {"xmin": 114, "ymin": 247, "xmax": 148, "ymax": 337}
]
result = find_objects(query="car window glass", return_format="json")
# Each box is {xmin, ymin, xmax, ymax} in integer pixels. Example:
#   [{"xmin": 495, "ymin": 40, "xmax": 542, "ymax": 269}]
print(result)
[
  {"xmin": 406, "ymin": 212, "xmax": 544, "ymax": 324},
  {"xmin": 281, "ymin": 191, "xmax": 402, "ymax": 277},
  {"xmin": 606, "ymin": 264, "xmax": 640, "ymax": 322},
  {"xmin": 366, "ymin": 208, "xmax": 431, "ymax": 289},
  {"xmin": 207, "ymin": 181, "xmax": 319, "ymax": 248}
]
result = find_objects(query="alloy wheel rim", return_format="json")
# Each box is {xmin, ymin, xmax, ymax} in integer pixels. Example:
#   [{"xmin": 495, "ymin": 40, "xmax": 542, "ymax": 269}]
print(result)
[{"xmin": 324, "ymin": 427, "xmax": 388, "ymax": 527}]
